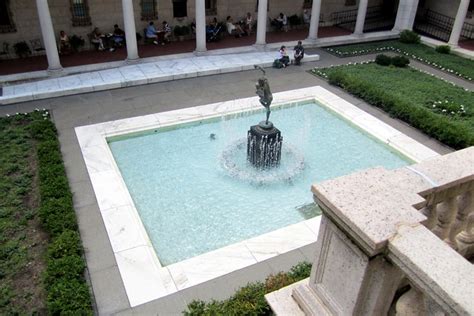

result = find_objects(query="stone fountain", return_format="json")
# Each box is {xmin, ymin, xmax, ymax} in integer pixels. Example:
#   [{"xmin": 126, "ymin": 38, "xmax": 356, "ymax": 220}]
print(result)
[{"xmin": 247, "ymin": 66, "xmax": 283, "ymax": 169}]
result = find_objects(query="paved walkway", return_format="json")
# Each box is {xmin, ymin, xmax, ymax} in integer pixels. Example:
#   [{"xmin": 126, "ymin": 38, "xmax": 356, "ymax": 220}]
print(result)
[
  {"xmin": 0, "ymin": 27, "xmax": 351, "ymax": 76},
  {"xmin": 0, "ymin": 47, "xmax": 457, "ymax": 315},
  {"xmin": 0, "ymin": 51, "xmax": 319, "ymax": 105}
]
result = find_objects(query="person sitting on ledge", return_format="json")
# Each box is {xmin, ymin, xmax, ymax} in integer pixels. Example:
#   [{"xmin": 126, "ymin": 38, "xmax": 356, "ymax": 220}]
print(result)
[
  {"xmin": 279, "ymin": 45, "xmax": 290, "ymax": 68},
  {"xmin": 293, "ymin": 41, "xmax": 305, "ymax": 66},
  {"xmin": 146, "ymin": 21, "xmax": 161, "ymax": 45},
  {"xmin": 226, "ymin": 16, "xmax": 246, "ymax": 38}
]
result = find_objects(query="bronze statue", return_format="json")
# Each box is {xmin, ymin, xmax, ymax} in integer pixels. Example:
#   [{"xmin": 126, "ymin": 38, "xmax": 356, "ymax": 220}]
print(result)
[{"xmin": 254, "ymin": 65, "xmax": 273, "ymax": 125}]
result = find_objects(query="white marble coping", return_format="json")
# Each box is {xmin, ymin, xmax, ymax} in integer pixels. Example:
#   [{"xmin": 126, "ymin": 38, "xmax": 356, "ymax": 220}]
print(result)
[
  {"xmin": 75, "ymin": 86, "xmax": 439, "ymax": 307},
  {"xmin": 0, "ymin": 51, "xmax": 319, "ymax": 105}
]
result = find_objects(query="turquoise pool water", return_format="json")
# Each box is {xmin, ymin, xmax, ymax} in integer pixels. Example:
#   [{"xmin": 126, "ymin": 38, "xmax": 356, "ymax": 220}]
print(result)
[{"xmin": 109, "ymin": 103, "xmax": 410, "ymax": 265}]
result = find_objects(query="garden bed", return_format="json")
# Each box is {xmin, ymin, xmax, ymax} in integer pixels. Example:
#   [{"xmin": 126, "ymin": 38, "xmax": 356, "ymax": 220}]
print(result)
[
  {"xmin": 324, "ymin": 40, "xmax": 474, "ymax": 82},
  {"xmin": 312, "ymin": 62, "xmax": 474, "ymax": 149},
  {"xmin": 184, "ymin": 262, "xmax": 312, "ymax": 315},
  {"xmin": 0, "ymin": 111, "xmax": 92, "ymax": 314}
]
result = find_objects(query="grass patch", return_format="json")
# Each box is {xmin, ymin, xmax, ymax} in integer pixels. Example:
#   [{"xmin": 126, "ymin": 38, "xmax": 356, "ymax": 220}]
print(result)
[
  {"xmin": 324, "ymin": 40, "xmax": 474, "ymax": 82},
  {"xmin": 184, "ymin": 262, "xmax": 312, "ymax": 315},
  {"xmin": 0, "ymin": 111, "xmax": 92, "ymax": 314},
  {"xmin": 312, "ymin": 63, "xmax": 474, "ymax": 149}
]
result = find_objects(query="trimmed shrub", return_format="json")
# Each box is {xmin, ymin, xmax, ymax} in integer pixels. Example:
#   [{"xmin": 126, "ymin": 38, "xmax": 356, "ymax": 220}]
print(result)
[
  {"xmin": 39, "ymin": 175, "xmax": 72, "ymax": 200},
  {"xmin": 39, "ymin": 197, "xmax": 77, "ymax": 237},
  {"xmin": 287, "ymin": 261, "xmax": 312, "ymax": 280},
  {"xmin": 399, "ymin": 30, "xmax": 420, "ymax": 44},
  {"xmin": 391, "ymin": 56, "xmax": 410, "ymax": 67},
  {"xmin": 46, "ymin": 279, "xmax": 92, "ymax": 315},
  {"xmin": 435, "ymin": 45, "xmax": 451, "ymax": 54},
  {"xmin": 28, "ymin": 119, "xmax": 57, "ymax": 141},
  {"xmin": 375, "ymin": 54, "xmax": 392, "ymax": 66},
  {"xmin": 265, "ymin": 272, "xmax": 293, "ymax": 292},
  {"xmin": 44, "ymin": 255, "xmax": 85, "ymax": 289},
  {"xmin": 325, "ymin": 70, "xmax": 473, "ymax": 149},
  {"xmin": 184, "ymin": 262, "xmax": 312, "ymax": 315},
  {"xmin": 37, "ymin": 140, "xmax": 62, "ymax": 165},
  {"xmin": 47, "ymin": 230, "xmax": 82, "ymax": 259}
]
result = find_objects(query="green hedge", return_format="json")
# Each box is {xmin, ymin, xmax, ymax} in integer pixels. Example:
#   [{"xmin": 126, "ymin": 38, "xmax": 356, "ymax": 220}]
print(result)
[
  {"xmin": 324, "ymin": 40, "xmax": 474, "ymax": 81},
  {"xmin": 29, "ymin": 112, "xmax": 92, "ymax": 314},
  {"xmin": 318, "ymin": 64, "xmax": 474, "ymax": 149},
  {"xmin": 184, "ymin": 262, "xmax": 312, "ymax": 315}
]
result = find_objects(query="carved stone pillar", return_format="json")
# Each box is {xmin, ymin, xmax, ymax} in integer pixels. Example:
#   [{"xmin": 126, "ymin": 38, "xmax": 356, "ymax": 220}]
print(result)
[{"xmin": 293, "ymin": 215, "xmax": 402, "ymax": 315}]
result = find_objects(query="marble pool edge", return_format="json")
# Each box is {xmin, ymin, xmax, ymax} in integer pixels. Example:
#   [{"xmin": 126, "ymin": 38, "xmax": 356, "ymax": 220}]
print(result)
[{"xmin": 74, "ymin": 86, "xmax": 440, "ymax": 307}]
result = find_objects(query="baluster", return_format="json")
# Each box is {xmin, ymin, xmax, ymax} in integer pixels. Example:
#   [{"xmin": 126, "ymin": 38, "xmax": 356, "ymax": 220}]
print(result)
[
  {"xmin": 420, "ymin": 193, "xmax": 437, "ymax": 230},
  {"xmin": 395, "ymin": 287, "xmax": 426, "ymax": 315},
  {"xmin": 456, "ymin": 212, "xmax": 474, "ymax": 259},
  {"xmin": 431, "ymin": 197, "xmax": 457, "ymax": 242},
  {"xmin": 448, "ymin": 190, "xmax": 473, "ymax": 250}
]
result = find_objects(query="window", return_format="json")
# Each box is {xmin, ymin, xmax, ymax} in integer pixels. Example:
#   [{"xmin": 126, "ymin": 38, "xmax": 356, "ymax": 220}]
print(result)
[
  {"xmin": 205, "ymin": 0, "xmax": 217, "ymax": 16},
  {"xmin": 345, "ymin": 0, "xmax": 356, "ymax": 6},
  {"xmin": 141, "ymin": 0, "xmax": 158, "ymax": 20},
  {"xmin": 173, "ymin": 0, "xmax": 187, "ymax": 18},
  {"xmin": 0, "ymin": 0, "xmax": 16, "ymax": 33},
  {"xmin": 70, "ymin": 0, "xmax": 91, "ymax": 26},
  {"xmin": 303, "ymin": 0, "xmax": 312, "ymax": 9}
]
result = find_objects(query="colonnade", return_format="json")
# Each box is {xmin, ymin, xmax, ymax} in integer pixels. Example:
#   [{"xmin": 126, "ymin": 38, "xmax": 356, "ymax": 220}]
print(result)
[{"xmin": 35, "ymin": 0, "xmax": 470, "ymax": 73}]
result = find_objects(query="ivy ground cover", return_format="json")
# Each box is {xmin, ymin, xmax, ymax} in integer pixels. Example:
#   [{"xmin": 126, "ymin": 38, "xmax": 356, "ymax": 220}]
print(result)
[
  {"xmin": 324, "ymin": 40, "xmax": 474, "ymax": 82},
  {"xmin": 0, "ymin": 111, "xmax": 92, "ymax": 314},
  {"xmin": 312, "ymin": 63, "xmax": 474, "ymax": 149}
]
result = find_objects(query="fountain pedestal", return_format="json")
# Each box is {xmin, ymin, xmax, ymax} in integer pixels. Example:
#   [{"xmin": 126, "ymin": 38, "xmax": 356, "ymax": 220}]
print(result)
[{"xmin": 247, "ymin": 121, "xmax": 283, "ymax": 169}]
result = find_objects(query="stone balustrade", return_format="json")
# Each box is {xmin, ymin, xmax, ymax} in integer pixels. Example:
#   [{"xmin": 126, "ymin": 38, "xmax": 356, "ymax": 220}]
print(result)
[{"xmin": 271, "ymin": 147, "xmax": 474, "ymax": 315}]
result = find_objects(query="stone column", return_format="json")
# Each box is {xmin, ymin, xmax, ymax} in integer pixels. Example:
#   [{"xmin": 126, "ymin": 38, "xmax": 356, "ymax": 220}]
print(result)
[
  {"xmin": 122, "ymin": 0, "xmax": 139, "ymax": 61},
  {"xmin": 307, "ymin": 0, "xmax": 322, "ymax": 41},
  {"xmin": 35, "ymin": 0, "xmax": 62, "ymax": 73},
  {"xmin": 393, "ymin": 0, "xmax": 420, "ymax": 31},
  {"xmin": 354, "ymin": 0, "xmax": 369, "ymax": 35},
  {"xmin": 256, "ymin": 0, "xmax": 268, "ymax": 45},
  {"xmin": 449, "ymin": 0, "xmax": 470, "ymax": 46},
  {"xmin": 195, "ymin": 0, "xmax": 207, "ymax": 53}
]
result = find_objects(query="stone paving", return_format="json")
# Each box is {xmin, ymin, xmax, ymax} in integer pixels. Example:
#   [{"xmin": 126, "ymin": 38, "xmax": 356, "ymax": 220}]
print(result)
[
  {"xmin": 0, "ymin": 50, "xmax": 319, "ymax": 105},
  {"xmin": 0, "ymin": 47, "xmax": 459, "ymax": 315}
]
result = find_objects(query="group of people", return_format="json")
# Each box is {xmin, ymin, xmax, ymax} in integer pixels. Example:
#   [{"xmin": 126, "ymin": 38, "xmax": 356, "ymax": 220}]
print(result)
[
  {"xmin": 275, "ymin": 41, "xmax": 305, "ymax": 68},
  {"xmin": 59, "ymin": 24, "xmax": 126, "ymax": 54},
  {"xmin": 145, "ymin": 21, "xmax": 172, "ymax": 45},
  {"xmin": 226, "ymin": 13, "xmax": 253, "ymax": 38}
]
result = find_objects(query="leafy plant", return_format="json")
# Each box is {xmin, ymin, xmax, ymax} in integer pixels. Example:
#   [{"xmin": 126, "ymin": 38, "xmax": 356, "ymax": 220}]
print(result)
[
  {"xmin": 174, "ymin": 25, "xmax": 185, "ymax": 36},
  {"xmin": 320, "ymin": 63, "xmax": 474, "ymax": 149},
  {"xmin": 184, "ymin": 262, "xmax": 312, "ymax": 315},
  {"xmin": 375, "ymin": 54, "xmax": 392, "ymax": 66},
  {"xmin": 435, "ymin": 45, "xmax": 451, "ymax": 54},
  {"xmin": 399, "ymin": 30, "xmax": 420, "ymax": 44},
  {"xmin": 391, "ymin": 56, "xmax": 410, "ymax": 67},
  {"xmin": 13, "ymin": 41, "xmax": 31, "ymax": 58}
]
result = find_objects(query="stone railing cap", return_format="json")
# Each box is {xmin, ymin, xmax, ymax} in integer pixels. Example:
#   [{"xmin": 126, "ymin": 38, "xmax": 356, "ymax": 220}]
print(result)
[{"xmin": 312, "ymin": 167, "xmax": 430, "ymax": 256}]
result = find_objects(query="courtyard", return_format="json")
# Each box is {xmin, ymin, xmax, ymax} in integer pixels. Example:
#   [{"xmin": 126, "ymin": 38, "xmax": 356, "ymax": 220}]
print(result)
[{"xmin": 2, "ymin": 32, "xmax": 474, "ymax": 313}]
